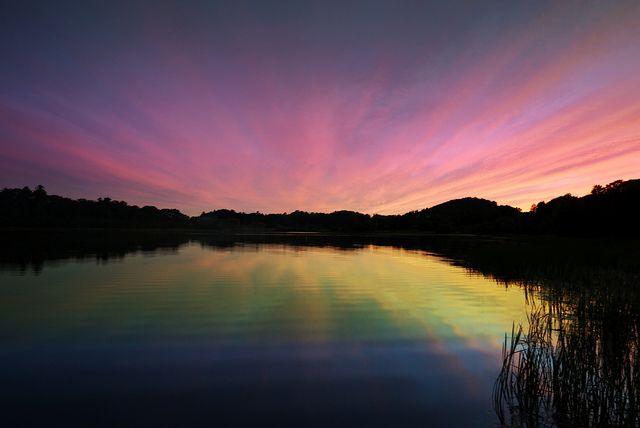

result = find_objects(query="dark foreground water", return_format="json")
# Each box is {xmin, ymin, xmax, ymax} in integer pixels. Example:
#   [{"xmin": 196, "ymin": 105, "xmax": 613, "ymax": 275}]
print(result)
[{"xmin": 1, "ymin": 233, "xmax": 638, "ymax": 427}]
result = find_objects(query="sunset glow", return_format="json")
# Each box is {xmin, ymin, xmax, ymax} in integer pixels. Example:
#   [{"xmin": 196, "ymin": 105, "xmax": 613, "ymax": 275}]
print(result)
[{"xmin": 1, "ymin": 1, "xmax": 639, "ymax": 214}]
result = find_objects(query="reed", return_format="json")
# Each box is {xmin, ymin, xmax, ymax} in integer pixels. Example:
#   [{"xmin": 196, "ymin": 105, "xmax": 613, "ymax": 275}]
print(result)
[{"xmin": 494, "ymin": 283, "xmax": 640, "ymax": 427}]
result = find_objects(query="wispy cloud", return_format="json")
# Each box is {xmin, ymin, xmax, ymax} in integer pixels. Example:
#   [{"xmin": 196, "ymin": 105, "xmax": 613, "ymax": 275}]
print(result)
[{"xmin": 1, "ymin": 1, "xmax": 639, "ymax": 214}]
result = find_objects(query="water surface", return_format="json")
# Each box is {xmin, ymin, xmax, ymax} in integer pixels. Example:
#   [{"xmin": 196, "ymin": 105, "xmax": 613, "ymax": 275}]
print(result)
[{"xmin": 3, "ymin": 234, "xmax": 629, "ymax": 427}]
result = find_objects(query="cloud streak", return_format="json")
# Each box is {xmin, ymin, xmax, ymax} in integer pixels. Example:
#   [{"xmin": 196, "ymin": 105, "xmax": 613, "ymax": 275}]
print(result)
[{"xmin": 1, "ymin": 1, "xmax": 639, "ymax": 214}]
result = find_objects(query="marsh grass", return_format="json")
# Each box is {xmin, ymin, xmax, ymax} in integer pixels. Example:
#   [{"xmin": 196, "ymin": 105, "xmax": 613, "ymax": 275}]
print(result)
[{"xmin": 494, "ymin": 277, "xmax": 640, "ymax": 427}]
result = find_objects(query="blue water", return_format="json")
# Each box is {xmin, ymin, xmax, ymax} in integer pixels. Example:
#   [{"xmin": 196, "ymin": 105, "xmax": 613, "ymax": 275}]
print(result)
[{"xmin": 0, "ymin": 241, "xmax": 530, "ymax": 427}]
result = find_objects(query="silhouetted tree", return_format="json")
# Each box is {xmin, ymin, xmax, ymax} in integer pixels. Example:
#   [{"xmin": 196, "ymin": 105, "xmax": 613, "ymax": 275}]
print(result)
[{"xmin": 2, "ymin": 179, "xmax": 639, "ymax": 235}]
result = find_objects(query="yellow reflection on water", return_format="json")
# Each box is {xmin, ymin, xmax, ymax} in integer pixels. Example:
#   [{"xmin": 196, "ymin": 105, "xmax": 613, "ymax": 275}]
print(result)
[
  {"xmin": 189, "ymin": 244, "xmax": 531, "ymax": 349},
  {"xmin": 0, "ymin": 243, "xmax": 532, "ymax": 357}
]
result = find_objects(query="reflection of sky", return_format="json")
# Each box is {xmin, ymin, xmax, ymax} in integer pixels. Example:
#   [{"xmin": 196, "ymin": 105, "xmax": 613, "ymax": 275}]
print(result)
[
  {"xmin": 0, "ymin": 243, "xmax": 533, "ymax": 426},
  {"xmin": 0, "ymin": 244, "xmax": 529, "ymax": 353},
  {"xmin": 2, "ymin": 1, "xmax": 640, "ymax": 214}
]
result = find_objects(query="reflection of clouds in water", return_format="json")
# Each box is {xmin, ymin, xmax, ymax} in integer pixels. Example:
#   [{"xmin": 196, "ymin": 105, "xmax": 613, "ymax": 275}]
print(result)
[
  {"xmin": 7, "ymin": 237, "xmax": 628, "ymax": 426},
  {"xmin": 1, "ymin": 243, "xmax": 529, "ymax": 360}
]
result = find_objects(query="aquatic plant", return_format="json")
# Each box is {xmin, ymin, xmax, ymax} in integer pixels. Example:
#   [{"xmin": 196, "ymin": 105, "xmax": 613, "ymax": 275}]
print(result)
[{"xmin": 495, "ymin": 285, "xmax": 640, "ymax": 427}]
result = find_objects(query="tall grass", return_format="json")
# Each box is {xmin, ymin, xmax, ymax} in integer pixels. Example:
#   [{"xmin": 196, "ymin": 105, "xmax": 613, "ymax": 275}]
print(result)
[{"xmin": 494, "ymin": 280, "xmax": 640, "ymax": 427}]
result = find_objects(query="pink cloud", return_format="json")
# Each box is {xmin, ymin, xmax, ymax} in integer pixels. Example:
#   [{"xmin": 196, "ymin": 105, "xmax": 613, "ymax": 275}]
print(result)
[{"xmin": 2, "ymin": 2, "xmax": 639, "ymax": 214}]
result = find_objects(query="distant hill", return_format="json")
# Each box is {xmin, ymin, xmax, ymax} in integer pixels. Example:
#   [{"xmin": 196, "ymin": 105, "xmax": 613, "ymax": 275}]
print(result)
[
  {"xmin": 1, "ymin": 179, "xmax": 639, "ymax": 236},
  {"xmin": 415, "ymin": 197, "xmax": 522, "ymax": 233}
]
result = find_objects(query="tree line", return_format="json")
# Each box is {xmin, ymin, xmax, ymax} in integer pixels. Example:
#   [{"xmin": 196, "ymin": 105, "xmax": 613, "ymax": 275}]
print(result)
[{"xmin": 1, "ymin": 179, "xmax": 638, "ymax": 236}]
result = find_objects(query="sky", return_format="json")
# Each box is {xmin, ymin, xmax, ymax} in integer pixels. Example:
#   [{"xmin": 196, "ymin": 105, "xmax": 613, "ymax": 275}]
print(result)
[{"xmin": 1, "ymin": 0, "xmax": 639, "ymax": 215}]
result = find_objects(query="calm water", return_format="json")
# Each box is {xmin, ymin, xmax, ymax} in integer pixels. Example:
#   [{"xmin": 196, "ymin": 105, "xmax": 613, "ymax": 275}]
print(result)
[{"xmin": 1, "ymin": 234, "xmax": 637, "ymax": 427}]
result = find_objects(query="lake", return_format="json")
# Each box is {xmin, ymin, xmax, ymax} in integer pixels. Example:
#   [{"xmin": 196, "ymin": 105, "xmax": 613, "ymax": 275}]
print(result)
[{"xmin": 1, "ymin": 233, "xmax": 638, "ymax": 427}]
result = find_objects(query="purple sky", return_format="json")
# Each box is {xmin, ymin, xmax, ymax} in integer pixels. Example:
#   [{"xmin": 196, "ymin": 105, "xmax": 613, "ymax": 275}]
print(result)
[{"xmin": 1, "ymin": 1, "xmax": 639, "ymax": 214}]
